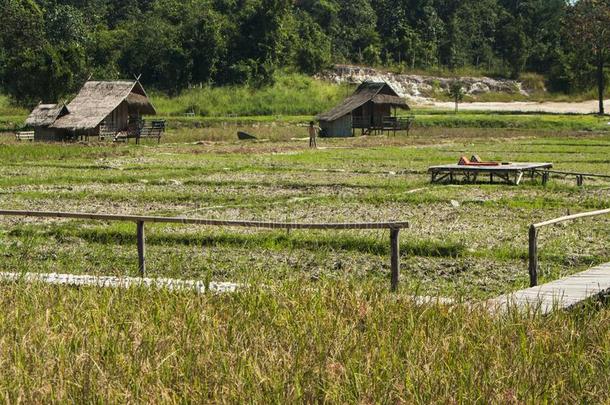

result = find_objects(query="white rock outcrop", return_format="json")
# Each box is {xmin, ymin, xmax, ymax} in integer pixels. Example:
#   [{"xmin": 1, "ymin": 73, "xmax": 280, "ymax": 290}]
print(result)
[{"xmin": 316, "ymin": 65, "xmax": 528, "ymax": 103}]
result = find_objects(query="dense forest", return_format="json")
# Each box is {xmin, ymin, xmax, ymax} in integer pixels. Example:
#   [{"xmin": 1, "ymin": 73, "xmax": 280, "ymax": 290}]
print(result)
[{"xmin": 0, "ymin": 0, "xmax": 608, "ymax": 107}]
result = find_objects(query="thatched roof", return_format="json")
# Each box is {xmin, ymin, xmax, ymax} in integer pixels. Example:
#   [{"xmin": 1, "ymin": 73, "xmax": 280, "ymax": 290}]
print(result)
[
  {"xmin": 371, "ymin": 94, "xmax": 410, "ymax": 107},
  {"xmin": 317, "ymin": 82, "xmax": 409, "ymax": 122},
  {"xmin": 25, "ymin": 103, "xmax": 69, "ymax": 127},
  {"xmin": 52, "ymin": 81, "xmax": 156, "ymax": 130}
]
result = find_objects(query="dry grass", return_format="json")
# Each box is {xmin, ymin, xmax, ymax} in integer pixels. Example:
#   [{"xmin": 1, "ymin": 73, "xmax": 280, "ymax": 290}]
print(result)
[{"xmin": 0, "ymin": 282, "xmax": 607, "ymax": 402}]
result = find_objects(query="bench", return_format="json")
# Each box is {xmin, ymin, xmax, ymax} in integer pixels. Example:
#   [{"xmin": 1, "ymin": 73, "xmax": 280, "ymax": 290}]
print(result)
[
  {"xmin": 15, "ymin": 131, "xmax": 34, "ymax": 141},
  {"xmin": 380, "ymin": 116, "xmax": 415, "ymax": 136},
  {"xmin": 397, "ymin": 116, "xmax": 415, "ymax": 136},
  {"xmin": 137, "ymin": 120, "xmax": 165, "ymax": 144},
  {"xmin": 112, "ymin": 120, "xmax": 165, "ymax": 144}
]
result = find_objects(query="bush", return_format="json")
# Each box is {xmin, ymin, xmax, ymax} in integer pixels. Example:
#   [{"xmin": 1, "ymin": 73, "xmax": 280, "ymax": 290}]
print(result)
[{"xmin": 151, "ymin": 73, "xmax": 351, "ymax": 117}]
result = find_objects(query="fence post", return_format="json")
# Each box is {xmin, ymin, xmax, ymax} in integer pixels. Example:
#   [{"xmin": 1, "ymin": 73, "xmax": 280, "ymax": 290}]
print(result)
[
  {"xmin": 137, "ymin": 221, "xmax": 146, "ymax": 277},
  {"xmin": 528, "ymin": 225, "xmax": 538, "ymax": 287},
  {"xmin": 390, "ymin": 227, "xmax": 400, "ymax": 292}
]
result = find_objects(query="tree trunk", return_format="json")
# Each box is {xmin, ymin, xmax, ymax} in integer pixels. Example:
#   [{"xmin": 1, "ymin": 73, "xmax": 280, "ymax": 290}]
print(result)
[{"xmin": 598, "ymin": 52, "xmax": 605, "ymax": 115}]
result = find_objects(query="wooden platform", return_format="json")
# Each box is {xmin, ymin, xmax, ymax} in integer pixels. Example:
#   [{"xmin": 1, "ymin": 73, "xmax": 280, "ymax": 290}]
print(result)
[
  {"xmin": 428, "ymin": 162, "xmax": 553, "ymax": 185},
  {"xmin": 488, "ymin": 263, "xmax": 610, "ymax": 314}
]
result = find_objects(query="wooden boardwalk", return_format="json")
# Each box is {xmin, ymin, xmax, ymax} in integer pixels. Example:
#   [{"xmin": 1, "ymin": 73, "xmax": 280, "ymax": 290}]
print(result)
[
  {"xmin": 0, "ymin": 267, "xmax": 607, "ymax": 315},
  {"xmin": 489, "ymin": 263, "xmax": 610, "ymax": 314},
  {"xmin": 0, "ymin": 272, "xmax": 240, "ymax": 294}
]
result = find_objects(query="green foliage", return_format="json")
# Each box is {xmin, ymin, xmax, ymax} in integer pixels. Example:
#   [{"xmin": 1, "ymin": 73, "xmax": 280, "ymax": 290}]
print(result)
[
  {"xmin": 409, "ymin": 111, "xmax": 609, "ymax": 131},
  {"xmin": 563, "ymin": 0, "xmax": 610, "ymax": 114},
  {"xmin": 0, "ymin": 0, "xmax": 606, "ymax": 106},
  {"xmin": 0, "ymin": 0, "xmax": 87, "ymax": 106},
  {"xmin": 291, "ymin": 12, "xmax": 332, "ymax": 74},
  {"xmin": 0, "ymin": 95, "xmax": 27, "ymax": 116},
  {"xmin": 448, "ymin": 80, "xmax": 465, "ymax": 112},
  {"xmin": 151, "ymin": 73, "xmax": 350, "ymax": 116}
]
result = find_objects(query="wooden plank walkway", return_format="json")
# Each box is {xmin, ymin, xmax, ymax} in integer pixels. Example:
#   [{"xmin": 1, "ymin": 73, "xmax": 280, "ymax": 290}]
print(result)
[
  {"xmin": 0, "ymin": 272, "xmax": 240, "ymax": 294},
  {"xmin": 489, "ymin": 263, "xmax": 610, "ymax": 314}
]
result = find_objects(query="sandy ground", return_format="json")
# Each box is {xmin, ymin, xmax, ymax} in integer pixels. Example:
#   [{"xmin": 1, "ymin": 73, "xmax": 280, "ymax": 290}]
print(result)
[{"xmin": 424, "ymin": 99, "xmax": 610, "ymax": 114}]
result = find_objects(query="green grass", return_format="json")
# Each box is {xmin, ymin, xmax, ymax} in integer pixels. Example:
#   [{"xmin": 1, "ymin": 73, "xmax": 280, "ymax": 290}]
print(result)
[
  {"xmin": 0, "ymin": 94, "xmax": 27, "ymax": 116},
  {"xmin": 408, "ymin": 111, "xmax": 610, "ymax": 131},
  {"xmin": 142, "ymin": 111, "xmax": 610, "ymax": 139},
  {"xmin": 0, "ymin": 124, "xmax": 609, "ymax": 401},
  {"xmin": 151, "ymin": 73, "xmax": 352, "ymax": 117}
]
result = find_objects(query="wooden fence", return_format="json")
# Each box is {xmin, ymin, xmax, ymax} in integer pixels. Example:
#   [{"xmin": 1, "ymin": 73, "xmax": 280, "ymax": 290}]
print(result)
[
  {"xmin": 528, "ymin": 208, "xmax": 610, "ymax": 286},
  {"xmin": 538, "ymin": 169, "xmax": 610, "ymax": 187},
  {"xmin": 0, "ymin": 210, "xmax": 409, "ymax": 291}
]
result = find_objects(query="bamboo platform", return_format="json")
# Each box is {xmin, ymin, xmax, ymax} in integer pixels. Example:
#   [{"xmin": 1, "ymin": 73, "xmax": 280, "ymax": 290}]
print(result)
[
  {"xmin": 428, "ymin": 162, "xmax": 553, "ymax": 185},
  {"xmin": 488, "ymin": 263, "xmax": 610, "ymax": 314}
]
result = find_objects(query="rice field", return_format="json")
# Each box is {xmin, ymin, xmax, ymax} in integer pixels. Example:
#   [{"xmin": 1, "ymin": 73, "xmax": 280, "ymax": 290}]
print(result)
[{"xmin": 0, "ymin": 125, "xmax": 608, "ymax": 402}]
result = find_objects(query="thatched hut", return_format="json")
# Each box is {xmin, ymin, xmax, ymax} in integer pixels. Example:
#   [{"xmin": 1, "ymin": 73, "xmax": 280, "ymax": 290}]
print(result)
[
  {"xmin": 317, "ymin": 82, "xmax": 410, "ymax": 137},
  {"xmin": 25, "ymin": 80, "xmax": 157, "ymax": 141},
  {"xmin": 25, "ymin": 103, "xmax": 70, "ymax": 140}
]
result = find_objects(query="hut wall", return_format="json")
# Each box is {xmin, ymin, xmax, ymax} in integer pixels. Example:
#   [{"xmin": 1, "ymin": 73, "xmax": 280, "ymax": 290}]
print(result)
[
  {"xmin": 320, "ymin": 115, "xmax": 352, "ymax": 137},
  {"xmin": 353, "ymin": 102, "xmax": 391, "ymax": 127},
  {"xmin": 357, "ymin": 103, "xmax": 373, "ymax": 119},
  {"xmin": 34, "ymin": 127, "xmax": 63, "ymax": 141},
  {"xmin": 373, "ymin": 104, "xmax": 391, "ymax": 126},
  {"xmin": 105, "ymin": 101, "xmax": 130, "ymax": 131}
]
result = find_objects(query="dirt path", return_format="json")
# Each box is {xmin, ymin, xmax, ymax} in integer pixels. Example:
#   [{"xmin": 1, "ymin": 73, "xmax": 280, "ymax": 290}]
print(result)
[{"xmin": 425, "ymin": 99, "xmax": 610, "ymax": 114}]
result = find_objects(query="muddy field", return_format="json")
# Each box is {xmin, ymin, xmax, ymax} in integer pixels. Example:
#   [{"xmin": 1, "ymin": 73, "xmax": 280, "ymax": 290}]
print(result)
[{"xmin": 1, "ymin": 127, "xmax": 610, "ymax": 298}]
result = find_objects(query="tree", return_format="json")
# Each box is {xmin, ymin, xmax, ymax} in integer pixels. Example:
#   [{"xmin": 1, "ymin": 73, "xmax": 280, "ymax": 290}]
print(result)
[
  {"xmin": 331, "ymin": 0, "xmax": 380, "ymax": 62},
  {"xmin": 448, "ymin": 80, "xmax": 465, "ymax": 113},
  {"xmin": 565, "ymin": 0, "xmax": 610, "ymax": 115},
  {"xmin": 1, "ymin": 0, "xmax": 86, "ymax": 105},
  {"xmin": 118, "ymin": 16, "xmax": 190, "ymax": 94},
  {"xmin": 182, "ymin": 5, "xmax": 227, "ymax": 85},
  {"xmin": 495, "ymin": 11, "xmax": 530, "ymax": 78},
  {"xmin": 290, "ymin": 11, "xmax": 331, "ymax": 74},
  {"xmin": 0, "ymin": 0, "xmax": 602, "ymax": 102},
  {"xmin": 219, "ymin": 0, "xmax": 293, "ymax": 86}
]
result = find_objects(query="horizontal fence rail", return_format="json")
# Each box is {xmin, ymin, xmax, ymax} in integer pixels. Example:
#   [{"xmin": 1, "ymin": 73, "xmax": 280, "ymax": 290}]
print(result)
[
  {"xmin": 542, "ymin": 170, "xmax": 610, "ymax": 179},
  {"xmin": 528, "ymin": 208, "xmax": 610, "ymax": 286},
  {"xmin": 536, "ymin": 170, "xmax": 610, "ymax": 187},
  {"xmin": 0, "ymin": 210, "xmax": 409, "ymax": 291}
]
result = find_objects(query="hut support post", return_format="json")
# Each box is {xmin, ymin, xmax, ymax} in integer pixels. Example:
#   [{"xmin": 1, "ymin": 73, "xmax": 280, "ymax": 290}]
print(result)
[
  {"xmin": 528, "ymin": 225, "xmax": 538, "ymax": 287},
  {"xmin": 390, "ymin": 227, "xmax": 400, "ymax": 292},
  {"xmin": 137, "ymin": 221, "xmax": 146, "ymax": 277}
]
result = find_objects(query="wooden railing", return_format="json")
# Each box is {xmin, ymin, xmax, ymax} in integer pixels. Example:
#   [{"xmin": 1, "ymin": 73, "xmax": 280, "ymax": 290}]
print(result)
[
  {"xmin": 528, "ymin": 208, "xmax": 610, "ymax": 286},
  {"xmin": 538, "ymin": 169, "xmax": 610, "ymax": 187},
  {"xmin": 352, "ymin": 116, "xmax": 415, "ymax": 133},
  {"xmin": 0, "ymin": 210, "xmax": 409, "ymax": 291}
]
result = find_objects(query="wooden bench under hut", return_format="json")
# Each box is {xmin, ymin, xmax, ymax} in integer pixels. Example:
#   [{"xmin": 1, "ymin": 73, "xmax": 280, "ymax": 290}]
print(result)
[
  {"xmin": 317, "ymin": 81, "xmax": 411, "ymax": 137},
  {"xmin": 15, "ymin": 131, "xmax": 35, "ymax": 141},
  {"xmin": 24, "ymin": 80, "xmax": 162, "ymax": 142}
]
